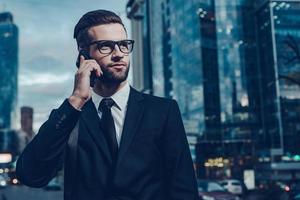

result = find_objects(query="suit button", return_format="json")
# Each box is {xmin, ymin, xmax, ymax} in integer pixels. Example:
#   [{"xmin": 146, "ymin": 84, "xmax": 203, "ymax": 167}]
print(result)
[
  {"xmin": 61, "ymin": 114, "xmax": 66, "ymax": 120},
  {"xmin": 55, "ymin": 124, "xmax": 60, "ymax": 129}
]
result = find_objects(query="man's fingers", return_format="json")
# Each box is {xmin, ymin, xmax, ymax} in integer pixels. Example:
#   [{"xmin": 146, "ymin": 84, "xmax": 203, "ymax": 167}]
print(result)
[
  {"xmin": 77, "ymin": 62, "xmax": 102, "ymax": 77},
  {"xmin": 90, "ymin": 61, "xmax": 102, "ymax": 77},
  {"xmin": 79, "ymin": 55, "xmax": 85, "ymax": 66},
  {"xmin": 81, "ymin": 60, "xmax": 102, "ymax": 77},
  {"xmin": 93, "ymin": 65, "xmax": 102, "ymax": 77}
]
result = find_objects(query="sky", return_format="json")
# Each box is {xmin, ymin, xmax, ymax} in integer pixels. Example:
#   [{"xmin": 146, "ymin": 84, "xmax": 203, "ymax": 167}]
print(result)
[{"xmin": 1, "ymin": 0, "xmax": 131, "ymax": 131}]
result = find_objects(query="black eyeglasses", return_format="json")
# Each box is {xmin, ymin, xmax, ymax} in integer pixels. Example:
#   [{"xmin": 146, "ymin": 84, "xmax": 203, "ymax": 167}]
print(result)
[{"xmin": 88, "ymin": 40, "xmax": 135, "ymax": 54}]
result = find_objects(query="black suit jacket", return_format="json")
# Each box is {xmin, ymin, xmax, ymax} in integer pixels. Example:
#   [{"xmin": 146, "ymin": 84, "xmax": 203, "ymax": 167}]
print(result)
[{"xmin": 16, "ymin": 87, "xmax": 199, "ymax": 200}]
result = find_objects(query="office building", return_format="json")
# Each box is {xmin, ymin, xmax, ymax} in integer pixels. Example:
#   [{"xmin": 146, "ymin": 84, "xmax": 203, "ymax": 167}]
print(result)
[
  {"xmin": 0, "ymin": 12, "xmax": 19, "ymax": 129},
  {"xmin": 126, "ymin": 0, "xmax": 300, "ymax": 182},
  {"xmin": 254, "ymin": 0, "xmax": 300, "ymax": 181}
]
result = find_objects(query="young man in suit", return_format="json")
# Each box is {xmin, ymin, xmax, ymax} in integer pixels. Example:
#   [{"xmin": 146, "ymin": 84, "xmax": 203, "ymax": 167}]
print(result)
[{"xmin": 16, "ymin": 9, "xmax": 199, "ymax": 200}]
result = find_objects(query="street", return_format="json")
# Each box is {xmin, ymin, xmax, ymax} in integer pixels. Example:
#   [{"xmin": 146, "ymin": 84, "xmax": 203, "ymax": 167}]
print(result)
[
  {"xmin": 0, "ymin": 186, "xmax": 63, "ymax": 200},
  {"xmin": 0, "ymin": 185, "xmax": 294, "ymax": 200}
]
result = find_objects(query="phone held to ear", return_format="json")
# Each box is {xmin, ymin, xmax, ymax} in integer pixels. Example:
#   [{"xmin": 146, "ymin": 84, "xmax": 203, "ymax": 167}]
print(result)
[{"xmin": 76, "ymin": 50, "xmax": 97, "ymax": 87}]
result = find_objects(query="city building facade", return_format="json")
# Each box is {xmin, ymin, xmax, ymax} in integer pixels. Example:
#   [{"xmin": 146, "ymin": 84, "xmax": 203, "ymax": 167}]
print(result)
[
  {"xmin": 126, "ymin": 0, "xmax": 300, "ymax": 185},
  {"xmin": 20, "ymin": 106, "xmax": 35, "ymax": 141},
  {"xmin": 0, "ymin": 12, "xmax": 19, "ymax": 129},
  {"xmin": 254, "ymin": 0, "xmax": 300, "ymax": 182}
]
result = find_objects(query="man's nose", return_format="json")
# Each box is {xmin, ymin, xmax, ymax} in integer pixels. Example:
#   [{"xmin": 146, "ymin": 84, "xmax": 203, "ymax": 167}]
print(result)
[{"xmin": 111, "ymin": 44, "xmax": 124, "ymax": 58}]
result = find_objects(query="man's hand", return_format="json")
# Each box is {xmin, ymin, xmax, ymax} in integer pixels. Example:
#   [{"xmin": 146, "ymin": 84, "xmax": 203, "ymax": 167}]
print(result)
[{"xmin": 68, "ymin": 55, "xmax": 102, "ymax": 110}]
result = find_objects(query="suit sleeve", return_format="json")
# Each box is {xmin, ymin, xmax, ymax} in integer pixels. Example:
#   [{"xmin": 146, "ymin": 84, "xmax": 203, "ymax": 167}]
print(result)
[
  {"xmin": 16, "ymin": 99, "xmax": 81, "ymax": 187},
  {"xmin": 163, "ymin": 100, "xmax": 199, "ymax": 200}
]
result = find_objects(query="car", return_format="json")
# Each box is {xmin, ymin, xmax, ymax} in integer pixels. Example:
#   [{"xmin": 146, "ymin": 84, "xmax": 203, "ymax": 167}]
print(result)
[
  {"xmin": 259, "ymin": 181, "xmax": 290, "ymax": 200},
  {"xmin": 288, "ymin": 182, "xmax": 300, "ymax": 199},
  {"xmin": 197, "ymin": 179, "xmax": 240, "ymax": 200},
  {"xmin": 219, "ymin": 179, "xmax": 244, "ymax": 195}
]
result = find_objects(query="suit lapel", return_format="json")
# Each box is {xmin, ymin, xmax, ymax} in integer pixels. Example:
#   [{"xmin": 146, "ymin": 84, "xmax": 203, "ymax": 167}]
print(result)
[
  {"xmin": 117, "ymin": 87, "xmax": 145, "ymax": 165},
  {"xmin": 81, "ymin": 99, "xmax": 112, "ymax": 164}
]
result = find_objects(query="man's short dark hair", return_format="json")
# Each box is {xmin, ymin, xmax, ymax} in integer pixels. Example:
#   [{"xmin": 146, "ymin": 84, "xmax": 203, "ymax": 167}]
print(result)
[{"xmin": 74, "ymin": 9, "xmax": 126, "ymax": 49}]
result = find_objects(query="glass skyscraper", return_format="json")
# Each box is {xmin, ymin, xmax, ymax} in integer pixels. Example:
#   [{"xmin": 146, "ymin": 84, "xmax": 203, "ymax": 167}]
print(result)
[
  {"xmin": 127, "ymin": 0, "xmax": 204, "ymax": 165},
  {"xmin": 127, "ymin": 0, "xmax": 300, "ymax": 183},
  {"xmin": 255, "ymin": 0, "xmax": 300, "ymax": 181},
  {"xmin": 0, "ymin": 12, "xmax": 19, "ymax": 129},
  {"xmin": 196, "ymin": 0, "xmax": 261, "ymax": 179}
]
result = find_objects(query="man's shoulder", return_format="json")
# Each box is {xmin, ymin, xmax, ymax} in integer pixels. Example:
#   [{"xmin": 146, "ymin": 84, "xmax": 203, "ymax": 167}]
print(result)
[
  {"xmin": 142, "ymin": 92, "xmax": 171, "ymax": 102},
  {"xmin": 137, "ymin": 91, "xmax": 176, "ymax": 109},
  {"xmin": 133, "ymin": 89, "xmax": 173, "ymax": 103}
]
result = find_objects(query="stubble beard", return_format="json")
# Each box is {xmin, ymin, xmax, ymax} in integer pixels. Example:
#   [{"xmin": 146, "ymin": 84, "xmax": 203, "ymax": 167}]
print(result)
[{"xmin": 98, "ymin": 62, "xmax": 130, "ymax": 84}]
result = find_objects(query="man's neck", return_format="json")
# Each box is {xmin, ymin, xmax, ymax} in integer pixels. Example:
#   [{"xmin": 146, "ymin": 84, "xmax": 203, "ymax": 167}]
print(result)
[{"xmin": 93, "ymin": 80, "xmax": 127, "ymax": 97}]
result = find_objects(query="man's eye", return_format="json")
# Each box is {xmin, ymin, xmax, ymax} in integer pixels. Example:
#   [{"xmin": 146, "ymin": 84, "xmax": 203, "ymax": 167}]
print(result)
[
  {"xmin": 119, "ymin": 42, "xmax": 129, "ymax": 49},
  {"xmin": 100, "ymin": 46, "xmax": 111, "ymax": 50},
  {"xmin": 98, "ymin": 41, "xmax": 113, "ymax": 49}
]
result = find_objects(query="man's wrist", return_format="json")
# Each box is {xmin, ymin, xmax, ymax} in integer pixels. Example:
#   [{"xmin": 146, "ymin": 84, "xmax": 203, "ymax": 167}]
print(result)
[{"xmin": 68, "ymin": 94, "xmax": 87, "ymax": 111}]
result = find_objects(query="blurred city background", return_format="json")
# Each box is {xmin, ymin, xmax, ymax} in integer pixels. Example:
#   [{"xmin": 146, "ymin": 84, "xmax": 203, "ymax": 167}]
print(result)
[{"xmin": 1, "ymin": 0, "xmax": 300, "ymax": 199}]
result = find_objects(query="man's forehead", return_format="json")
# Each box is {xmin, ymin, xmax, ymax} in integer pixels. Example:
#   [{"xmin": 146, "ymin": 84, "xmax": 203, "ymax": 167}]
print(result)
[{"xmin": 88, "ymin": 23, "xmax": 127, "ymax": 40}]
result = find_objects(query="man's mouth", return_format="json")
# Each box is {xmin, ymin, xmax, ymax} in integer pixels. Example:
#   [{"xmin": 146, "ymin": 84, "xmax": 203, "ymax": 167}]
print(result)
[{"xmin": 110, "ymin": 63, "xmax": 126, "ymax": 69}]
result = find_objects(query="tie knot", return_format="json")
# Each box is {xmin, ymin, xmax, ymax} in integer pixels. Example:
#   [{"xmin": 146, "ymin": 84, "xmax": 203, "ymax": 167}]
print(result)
[{"xmin": 98, "ymin": 98, "xmax": 115, "ymax": 111}]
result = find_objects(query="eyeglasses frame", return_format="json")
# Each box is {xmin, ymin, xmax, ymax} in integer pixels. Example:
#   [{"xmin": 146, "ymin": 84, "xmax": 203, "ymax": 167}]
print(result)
[{"xmin": 86, "ymin": 39, "xmax": 135, "ymax": 55}]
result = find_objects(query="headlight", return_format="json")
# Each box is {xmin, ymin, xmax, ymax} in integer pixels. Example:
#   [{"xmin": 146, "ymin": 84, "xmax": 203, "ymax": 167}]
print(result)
[
  {"xmin": 202, "ymin": 195, "xmax": 215, "ymax": 200},
  {"xmin": 12, "ymin": 178, "xmax": 18, "ymax": 184},
  {"xmin": 0, "ymin": 180, "xmax": 6, "ymax": 186}
]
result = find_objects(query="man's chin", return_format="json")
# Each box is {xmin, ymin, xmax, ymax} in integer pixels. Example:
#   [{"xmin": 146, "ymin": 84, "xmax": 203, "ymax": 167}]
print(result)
[
  {"xmin": 96, "ymin": 75, "xmax": 127, "ymax": 85},
  {"xmin": 99, "ymin": 64, "xmax": 130, "ymax": 83}
]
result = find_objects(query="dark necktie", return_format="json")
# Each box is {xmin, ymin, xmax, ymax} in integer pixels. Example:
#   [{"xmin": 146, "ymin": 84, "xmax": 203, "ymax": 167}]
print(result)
[{"xmin": 98, "ymin": 98, "xmax": 118, "ymax": 163}]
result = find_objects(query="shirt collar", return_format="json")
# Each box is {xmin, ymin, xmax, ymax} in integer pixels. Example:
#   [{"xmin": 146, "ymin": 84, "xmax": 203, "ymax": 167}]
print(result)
[{"xmin": 92, "ymin": 81, "xmax": 130, "ymax": 111}]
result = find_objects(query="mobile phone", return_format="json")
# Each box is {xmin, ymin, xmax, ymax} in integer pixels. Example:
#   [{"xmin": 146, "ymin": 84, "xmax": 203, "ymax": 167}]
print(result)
[{"xmin": 76, "ymin": 50, "xmax": 97, "ymax": 87}]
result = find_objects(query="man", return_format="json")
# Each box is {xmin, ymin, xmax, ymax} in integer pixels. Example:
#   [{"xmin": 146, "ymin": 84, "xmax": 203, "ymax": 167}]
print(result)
[{"xmin": 16, "ymin": 10, "xmax": 198, "ymax": 200}]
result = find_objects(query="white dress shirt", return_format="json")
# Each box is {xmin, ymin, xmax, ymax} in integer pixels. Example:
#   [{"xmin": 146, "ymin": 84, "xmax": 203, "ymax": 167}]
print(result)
[{"xmin": 91, "ymin": 82, "xmax": 130, "ymax": 146}]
